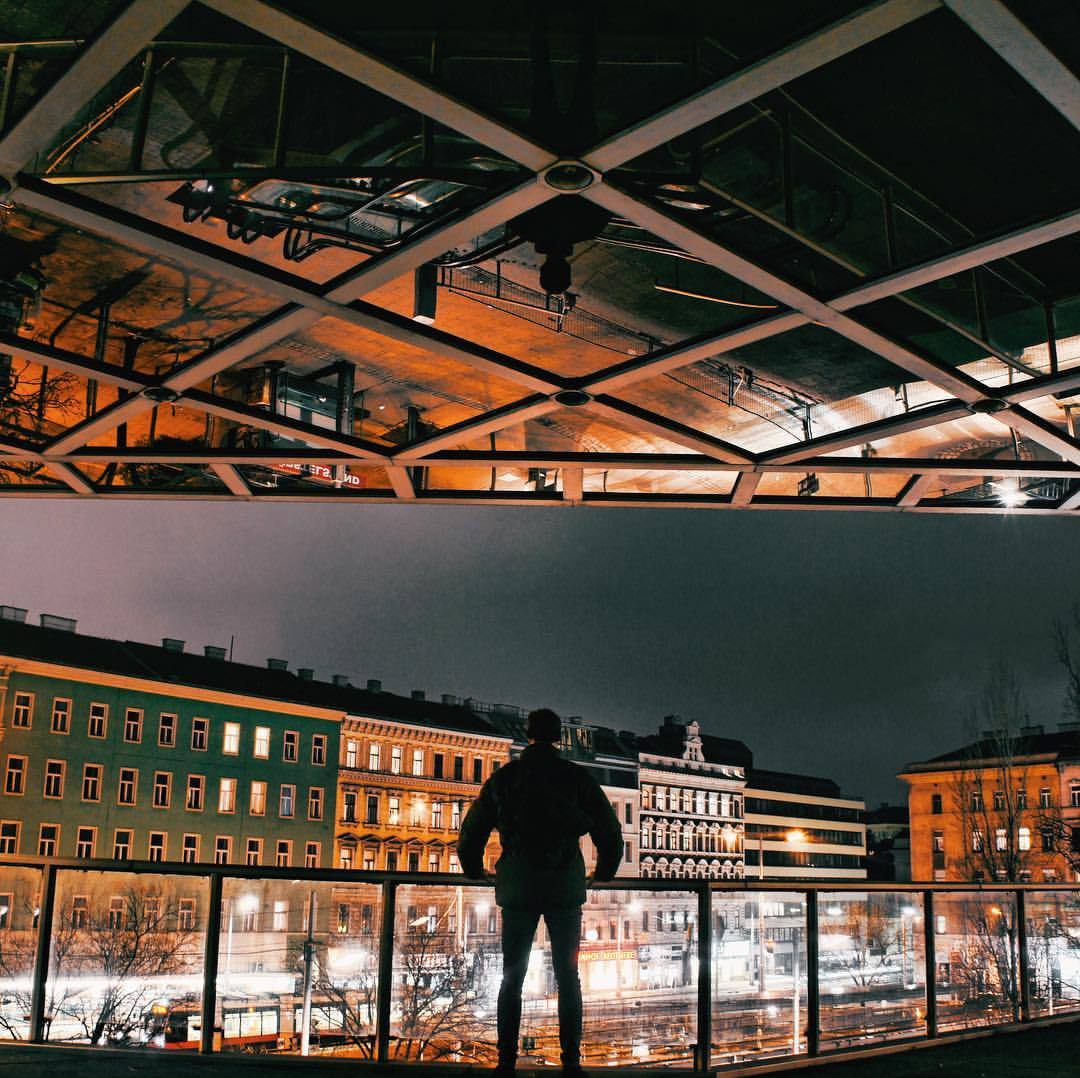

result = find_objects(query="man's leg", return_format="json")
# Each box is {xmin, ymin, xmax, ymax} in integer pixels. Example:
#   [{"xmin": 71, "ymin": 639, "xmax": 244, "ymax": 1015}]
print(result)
[
  {"xmin": 497, "ymin": 908, "xmax": 540, "ymax": 1069},
  {"xmin": 544, "ymin": 906, "xmax": 583, "ymax": 1070}
]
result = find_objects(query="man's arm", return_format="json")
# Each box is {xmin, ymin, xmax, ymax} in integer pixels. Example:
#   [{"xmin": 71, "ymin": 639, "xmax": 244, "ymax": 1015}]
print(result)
[
  {"xmin": 457, "ymin": 776, "xmax": 497, "ymax": 878},
  {"xmin": 582, "ymin": 776, "xmax": 624, "ymax": 882}
]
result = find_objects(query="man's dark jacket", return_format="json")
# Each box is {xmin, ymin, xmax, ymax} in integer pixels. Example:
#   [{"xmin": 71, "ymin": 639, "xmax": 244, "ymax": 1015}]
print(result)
[{"xmin": 457, "ymin": 743, "xmax": 624, "ymax": 910}]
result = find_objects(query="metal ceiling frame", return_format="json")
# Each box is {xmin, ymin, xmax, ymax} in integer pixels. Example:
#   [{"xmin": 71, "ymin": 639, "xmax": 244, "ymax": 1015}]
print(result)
[{"xmin": 0, "ymin": 0, "xmax": 1078, "ymax": 512}]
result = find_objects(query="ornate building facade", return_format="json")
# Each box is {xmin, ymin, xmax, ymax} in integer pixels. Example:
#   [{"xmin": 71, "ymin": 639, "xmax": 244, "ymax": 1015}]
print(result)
[{"xmin": 334, "ymin": 706, "xmax": 511, "ymax": 873}]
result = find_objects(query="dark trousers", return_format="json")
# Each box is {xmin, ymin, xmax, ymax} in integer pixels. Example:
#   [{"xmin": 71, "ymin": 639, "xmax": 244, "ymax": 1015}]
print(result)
[{"xmin": 497, "ymin": 906, "xmax": 582, "ymax": 1066}]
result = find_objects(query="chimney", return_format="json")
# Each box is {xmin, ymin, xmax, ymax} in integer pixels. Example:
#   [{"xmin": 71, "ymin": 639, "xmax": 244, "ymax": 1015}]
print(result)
[
  {"xmin": 366, "ymin": 678, "xmax": 382, "ymax": 693},
  {"xmin": 267, "ymin": 658, "xmax": 288, "ymax": 671},
  {"xmin": 204, "ymin": 645, "xmax": 227, "ymax": 661},
  {"xmin": 297, "ymin": 667, "xmax": 314, "ymax": 681},
  {"xmin": 411, "ymin": 689, "xmax": 426, "ymax": 701},
  {"xmin": 441, "ymin": 693, "xmax": 459, "ymax": 706},
  {"xmin": 0, "ymin": 605, "xmax": 28, "ymax": 623},
  {"xmin": 162, "ymin": 638, "xmax": 185, "ymax": 653},
  {"xmin": 332, "ymin": 674, "xmax": 350, "ymax": 687},
  {"xmin": 40, "ymin": 613, "xmax": 77, "ymax": 633}
]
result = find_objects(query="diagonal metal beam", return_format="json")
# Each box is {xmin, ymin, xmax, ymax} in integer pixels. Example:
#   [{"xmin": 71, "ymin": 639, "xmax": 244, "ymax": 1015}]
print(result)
[
  {"xmin": 16, "ymin": 177, "xmax": 565, "ymax": 395},
  {"xmin": 896, "ymin": 473, "xmax": 937, "ymax": 507},
  {"xmin": 393, "ymin": 396, "xmax": 561, "ymax": 459},
  {"xmin": 205, "ymin": 0, "xmax": 555, "ymax": 171},
  {"xmin": 44, "ymin": 461, "xmax": 96, "ymax": 495},
  {"xmin": 759, "ymin": 401, "xmax": 972, "ymax": 464},
  {"xmin": 1002, "ymin": 365, "xmax": 1080, "ymax": 406},
  {"xmin": 0, "ymin": 332, "xmax": 155, "ymax": 391},
  {"xmin": 586, "ymin": 0, "xmax": 941, "ymax": 172},
  {"xmin": 586, "ymin": 395, "xmax": 755, "ymax": 464},
  {"xmin": 995, "ymin": 405, "xmax": 1080, "ymax": 466},
  {"xmin": 386, "ymin": 465, "xmax": 416, "ymax": 499},
  {"xmin": 1060, "ymin": 487, "xmax": 1080, "ymax": 511},
  {"xmin": 944, "ymin": 0, "xmax": 1080, "ymax": 133},
  {"xmin": 586, "ymin": 181, "xmax": 989, "ymax": 404},
  {"xmin": 562, "ymin": 468, "xmax": 584, "ymax": 504},
  {"xmin": 730, "ymin": 471, "xmax": 761, "ymax": 506},
  {"xmin": 209, "ymin": 462, "xmax": 252, "ymax": 498},
  {"xmin": 0, "ymin": 0, "xmax": 190, "ymax": 182}
]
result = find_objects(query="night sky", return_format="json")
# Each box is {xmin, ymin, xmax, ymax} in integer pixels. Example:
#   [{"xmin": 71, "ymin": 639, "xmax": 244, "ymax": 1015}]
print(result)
[{"xmin": 6, "ymin": 502, "xmax": 1080, "ymax": 806}]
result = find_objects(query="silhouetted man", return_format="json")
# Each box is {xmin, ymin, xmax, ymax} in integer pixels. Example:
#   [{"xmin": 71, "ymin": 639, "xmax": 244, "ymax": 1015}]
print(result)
[{"xmin": 458, "ymin": 708, "xmax": 623, "ymax": 1076}]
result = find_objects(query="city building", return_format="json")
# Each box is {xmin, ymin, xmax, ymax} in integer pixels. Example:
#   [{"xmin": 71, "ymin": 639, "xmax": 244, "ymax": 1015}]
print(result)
[
  {"xmin": 899, "ymin": 723, "xmax": 1080, "ymax": 883},
  {"xmin": 865, "ymin": 804, "xmax": 911, "ymax": 882},
  {"xmin": 334, "ymin": 699, "xmax": 511, "ymax": 873},
  {"xmin": 0, "ymin": 611, "xmax": 342, "ymax": 867},
  {"xmin": 636, "ymin": 716, "xmax": 749, "ymax": 881},
  {"xmin": 744, "ymin": 770, "xmax": 867, "ymax": 881}
]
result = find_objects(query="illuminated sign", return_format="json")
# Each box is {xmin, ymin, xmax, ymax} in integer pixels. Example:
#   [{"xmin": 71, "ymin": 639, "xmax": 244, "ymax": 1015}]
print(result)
[{"xmin": 579, "ymin": 947, "xmax": 636, "ymax": 964}]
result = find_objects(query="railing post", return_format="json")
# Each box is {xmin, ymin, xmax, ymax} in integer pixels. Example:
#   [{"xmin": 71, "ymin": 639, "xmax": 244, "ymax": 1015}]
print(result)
[
  {"xmin": 695, "ymin": 884, "xmax": 712, "ymax": 1073},
  {"xmin": 1016, "ymin": 889, "xmax": 1031, "ymax": 1023},
  {"xmin": 200, "ymin": 872, "xmax": 223, "ymax": 1054},
  {"xmin": 923, "ymin": 890, "xmax": 937, "ymax": 1039},
  {"xmin": 375, "ymin": 879, "xmax": 397, "ymax": 1063},
  {"xmin": 29, "ymin": 862, "xmax": 58, "ymax": 1043},
  {"xmin": 805, "ymin": 891, "xmax": 820, "ymax": 1057}
]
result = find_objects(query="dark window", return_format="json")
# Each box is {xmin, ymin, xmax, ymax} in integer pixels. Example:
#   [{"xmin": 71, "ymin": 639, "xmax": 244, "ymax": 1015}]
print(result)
[
  {"xmin": 472, "ymin": 758, "xmax": 483, "ymax": 783},
  {"xmin": 931, "ymin": 794, "xmax": 942, "ymax": 814},
  {"xmin": 453, "ymin": 756, "xmax": 464, "ymax": 781},
  {"xmin": 433, "ymin": 754, "xmax": 444, "ymax": 779},
  {"xmin": 366, "ymin": 795, "xmax": 379, "ymax": 824},
  {"xmin": 408, "ymin": 851, "xmax": 420, "ymax": 873},
  {"xmin": 1071, "ymin": 827, "xmax": 1080, "ymax": 854}
]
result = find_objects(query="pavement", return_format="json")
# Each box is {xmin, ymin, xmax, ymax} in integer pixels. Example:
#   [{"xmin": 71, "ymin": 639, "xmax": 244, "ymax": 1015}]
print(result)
[{"xmin": 1, "ymin": 1020, "xmax": 1079, "ymax": 1078}]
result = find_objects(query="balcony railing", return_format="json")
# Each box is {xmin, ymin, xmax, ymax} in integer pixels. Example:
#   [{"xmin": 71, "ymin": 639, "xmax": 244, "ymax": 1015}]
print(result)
[{"xmin": 1, "ymin": 855, "xmax": 1078, "ymax": 1072}]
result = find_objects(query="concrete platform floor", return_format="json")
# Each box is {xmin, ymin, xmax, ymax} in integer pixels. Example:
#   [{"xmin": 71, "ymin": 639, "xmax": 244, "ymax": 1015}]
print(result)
[{"xmin": 1, "ymin": 1021, "xmax": 1079, "ymax": 1078}]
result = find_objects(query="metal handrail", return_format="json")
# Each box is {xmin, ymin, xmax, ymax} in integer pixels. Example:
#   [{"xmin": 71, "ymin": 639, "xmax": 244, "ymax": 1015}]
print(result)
[{"xmin": 2, "ymin": 854, "xmax": 1078, "ymax": 1073}]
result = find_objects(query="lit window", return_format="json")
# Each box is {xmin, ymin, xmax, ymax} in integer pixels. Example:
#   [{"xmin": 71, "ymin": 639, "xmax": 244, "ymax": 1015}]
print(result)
[
  {"xmin": 219, "ymin": 777, "xmax": 236, "ymax": 813},
  {"xmin": 51, "ymin": 699, "xmax": 70, "ymax": 734},
  {"xmin": 387, "ymin": 796, "xmax": 399, "ymax": 825},
  {"xmin": 345, "ymin": 739, "xmax": 358, "ymax": 768},
  {"xmin": 250, "ymin": 780, "xmax": 267, "ymax": 815},
  {"xmin": 273, "ymin": 900, "xmax": 289, "ymax": 931},
  {"xmin": 153, "ymin": 771, "xmax": 171, "ymax": 808},
  {"xmin": 88, "ymin": 703, "xmax": 107, "ymax": 738},
  {"xmin": 449, "ymin": 853, "xmax": 459, "ymax": 874},
  {"xmin": 245, "ymin": 838, "xmax": 262, "ymax": 866},
  {"xmin": 369, "ymin": 743, "xmax": 381, "ymax": 771},
  {"xmin": 1040, "ymin": 787, "xmax": 1052, "ymax": 809},
  {"xmin": 71, "ymin": 895, "xmax": 88, "ymax": 929},
  {"xmin": 1072, "ymin": 784, "xmax": 1080, "ymax": 809},
  {"xmin": 275, "ymin": 840, "xmax": 291, "ymax": 867},
  {"xmin": 0, "ymin": 821, "xmax": 19, "ymax": 854},
  {"xmin": 971, "ymin": 791, "xmax": 984, "ymax": 811},
  {"xmin": 431, "ymin": 801, "xmax": 443, "ymax": 828},
  {"xmin": 995, "ymin": 828, "xmax": 1008, "ymax": 851},
  {"xmin": 254, "ymin": 726, "xmax": 271, "ymax": 759},
  {"xmin": 451, "ymin": 801, "xmax": 461, "ymax": 830},
  {"xmin": 38, "ymin": 823, "xmax": 59, "ymax": 856},
  {"xmin": 148, "ymin": 832, "xmax": 166, "ymax": 861},
  {"xmin": 182, "ymin": 834, "xmax": 200, "ymax": 863},
  {"xmin": 186, "ymin": 774, "xmax": 205, "ymax": 811},
  {"xmin": 340, "ymin": 847, "xmax": 355, "ymax": 870},
  {"xmin": 214, "ymin": 836, "xmax": 232, "ymax": 864},
  {"xmin": 82, "ymin": 764, "xmax": 102, "ymax": 802},
  {"xmin": 428, "ymin": 852, "xmax": 440, "ymax": 872},
  {"xmin": 123, "ymin": 708, "xmax": 143, "ymax": 743},
  {"xmin": 179, "ymin": 898, "xmax": 196, "ymax": 930},
  {"xmin": 412, "ymin": 749, "xmax": 424, "ymax": 776},
  {"xmin": 1018, "ymin": 827, "xmax": 1031, "ymax": 851},
  {"xmin": 308, "ymin": 787, "xmax": 323, "ymax": 820},
  {"xmin": 312, "ymin": 734, "xmax": 327, "ymax": 766},
  {"xmin": 972, "ymin": 829, "xmax": 984, "ymax": 851},
  {"xmin": 113, "ymin": 829, "xmax": 132, "ymax": 859},
  {"xmin": 362, "ymin": 850, "xmax": 376, "ymax": 871},
  {"xmin": 283, "ymin": 731, "xmax": 298, "ymax": 762},
  {"xmin": 76, "ymin": 827, "xmax": 96, "ymax": 858},
  {"xmin": 118, "ymin": 767, "xmax": 137, "ymax": 806},
  {"xmin": 158, "ymin": 713, "xmax": 176, "ymax": 747},
  {"xmin": 280, "ymin": 784, "xmax": 295, "ymax": 817},
  {"xmin": 191, "ymin": 717, "xmax": 209, "ymax": 751},
  {"xmin": 223, "ymin": 722, "xmax": 241, "ymax": 755},
  {"xmin": 4, "ymin": 756, "xmax": 26, "ymax": 795},
  {"xmin": 391, "ymin": 746, "xmax": 402, "ymax": 774},
  {"xmin": 305, "ymin": 841, "xmax": 319, "ymax": 868},
  {"xmin": 12, "ymin": 692, "xmax": 32, "ymax": 728}
]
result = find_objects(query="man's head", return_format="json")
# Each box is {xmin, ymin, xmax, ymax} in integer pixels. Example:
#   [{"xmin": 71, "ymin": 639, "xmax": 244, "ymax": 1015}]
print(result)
[{"xmin": 526, "ymin": 707, "xmax": 561, "ymax": 744}]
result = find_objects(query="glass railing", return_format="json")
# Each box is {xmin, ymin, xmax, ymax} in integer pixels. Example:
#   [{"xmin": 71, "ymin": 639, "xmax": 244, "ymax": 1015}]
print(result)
[{"xmin": 1, "ymin": 856, "xmax": 1078, "ymax": 1071}]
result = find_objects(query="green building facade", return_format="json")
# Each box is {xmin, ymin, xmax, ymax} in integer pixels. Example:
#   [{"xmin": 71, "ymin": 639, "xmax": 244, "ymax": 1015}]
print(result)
[{"xmin": 0, "ymin": 620, "xmax": 342, "ymax": 867}]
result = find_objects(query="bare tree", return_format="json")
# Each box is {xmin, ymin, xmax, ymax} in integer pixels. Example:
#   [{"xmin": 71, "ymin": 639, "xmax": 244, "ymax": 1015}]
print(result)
[{"xmin": 1052, "ymin": 602, "xmax": 1080, "ymax": 727}]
